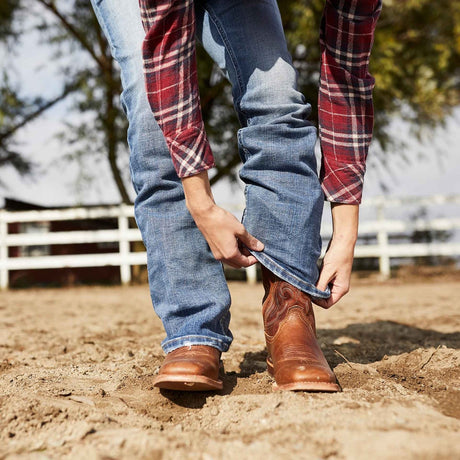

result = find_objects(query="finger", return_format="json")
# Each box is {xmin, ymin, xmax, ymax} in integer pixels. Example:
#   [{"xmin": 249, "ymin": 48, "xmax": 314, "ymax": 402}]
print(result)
[
  {"xmin": 318, "ymin": 283, "xmax": 349, "ymax": 309},
  {"xmin": 313, "ymin": 297, "xmax": 333, "ymax": 309},
  {"xmin": 227, "ymin": 263, "xmax": 241, "ymax": 269},
  {"xmin": 228, "ymin": 252, "xmax": 258, "ymax": 268},
  {"xmin": 236, "ymin": 227, "xmax": 264, "ymax": 251},
  {"xmin": 236, "ymin": 254, "xmax": 258, "ymax": 267},
  {"xmin": 224, "ymin": 260, "xmax": 241, "ymax": 269},
  {"xmin": 329, "ymin": 287, "xmax": 348, "ymax": 306},
  {"xmin": 240, "ymin": 246, "xmax": 252, "ymax": 257},
  {"xmin": 316, "ymin": 266, "xmax": 335, "ymax": 292},
  {"xmin": 238, "ymin": 241, "xmax": 257, "ymax": 260},
  {"xmin": 247, "ymin": 255, "xmax": 258, "ymax": 265}
]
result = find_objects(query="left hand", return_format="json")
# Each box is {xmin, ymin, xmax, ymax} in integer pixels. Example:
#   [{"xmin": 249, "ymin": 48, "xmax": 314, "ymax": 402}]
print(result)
[
  {"xmin": 313, "ymin": 239, "xmax": 355, "ymax": 308},
  {"xmin": 313, "ymin": 202, "xmax": 359, "ymax": 309}
]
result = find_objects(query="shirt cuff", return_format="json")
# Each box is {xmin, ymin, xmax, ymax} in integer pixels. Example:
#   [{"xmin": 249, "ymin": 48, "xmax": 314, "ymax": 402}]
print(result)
[
  {"xmin": 327, "ymin": 0, "xmax": 382, "ymax": 20},
  {"xmin": 320, "ymin": 155, "xmax": 366, "ymax": 205},
  {"xmin": 167, "ymin": 125, "xmax": 215, "ymax": 178}
]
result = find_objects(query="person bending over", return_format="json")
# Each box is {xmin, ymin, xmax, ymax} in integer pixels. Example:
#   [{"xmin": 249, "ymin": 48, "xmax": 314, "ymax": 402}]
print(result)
[{"xmin": 91, "ymin": 0, "xmax": 381, "ymax": 392}]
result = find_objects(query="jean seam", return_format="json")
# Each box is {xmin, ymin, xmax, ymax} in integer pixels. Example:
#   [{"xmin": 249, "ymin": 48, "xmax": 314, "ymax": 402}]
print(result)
[
  {"xmin": 250, "ymin": 250, "xmax": 330, "ymax": 298},
  {"xmin": 241, "ymin": 185, "xmax": 249, "ymax": 223},
  {"xmin": 162, "ymin": 334, "xmax": 231, "ymax": 353},
  {"xmin": 237, "ymin": 130, "xmax": 251, "ymax": 163}
]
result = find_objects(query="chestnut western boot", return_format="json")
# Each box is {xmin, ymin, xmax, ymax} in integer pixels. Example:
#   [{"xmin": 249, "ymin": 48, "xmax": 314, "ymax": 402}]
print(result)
[
  {"xmin": 261, "ymin": 266, "xmax": 340, "ymax": 392},
  {"xmin": 153, "ymin": 345, "xmax": 223, "ymax": 391}
]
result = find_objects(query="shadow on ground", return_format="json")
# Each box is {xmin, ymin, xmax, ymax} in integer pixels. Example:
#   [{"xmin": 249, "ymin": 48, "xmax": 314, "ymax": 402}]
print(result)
[
  {"xmin": 128, "ymin": 320, "xmax": 460, "ymax": 413},
  {"xmin": 318, "ymin": 320, "xmax": 460, "ymax": 367}
]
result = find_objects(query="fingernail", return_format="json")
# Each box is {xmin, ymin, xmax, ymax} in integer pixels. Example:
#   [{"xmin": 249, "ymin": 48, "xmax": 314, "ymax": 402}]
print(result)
[{"xmin": 256, "ymin": 241, "xmax": 264, "ymax": 250}]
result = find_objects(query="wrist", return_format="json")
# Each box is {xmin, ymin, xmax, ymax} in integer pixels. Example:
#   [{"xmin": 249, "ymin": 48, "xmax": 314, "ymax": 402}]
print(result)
[
  {"xmin": 182, "ymin": 171, "xmax": 215, "ymax": 216},
  {"xmin": 186, "ymin": 198, "xmax": 216, "ymax": 217},
  {"xmin": 329, "ymin": 233, "xmax": 357, "ymax": 251},
  {"xmin": 330, "ymin": 203, "xmax": 359, "ymax": 242}
]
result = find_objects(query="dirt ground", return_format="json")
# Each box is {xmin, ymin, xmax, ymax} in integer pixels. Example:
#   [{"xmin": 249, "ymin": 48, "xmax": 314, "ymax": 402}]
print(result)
[{"xmin": 1, "ymin": 275, "xmax": 459, "ymax": 459}]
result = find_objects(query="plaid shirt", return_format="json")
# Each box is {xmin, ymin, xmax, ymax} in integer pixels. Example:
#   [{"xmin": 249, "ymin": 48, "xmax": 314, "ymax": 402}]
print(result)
[
  {"xmin": 319, "ymin": 0, "xmax": 382, "ymax": 203},
  {"xmin": 140, "ymin": 0, "xmax": 382, "ymax": 204},
  {"xmin": 140, "ymin": 0, "xmax": 214, "ymax": 177}
]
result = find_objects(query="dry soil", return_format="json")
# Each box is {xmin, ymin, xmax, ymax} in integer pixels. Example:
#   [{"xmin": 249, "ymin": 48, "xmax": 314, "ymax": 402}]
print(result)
[{"xmin": 1, "ymin": 276, "xmax": 459, "ymax": 459}]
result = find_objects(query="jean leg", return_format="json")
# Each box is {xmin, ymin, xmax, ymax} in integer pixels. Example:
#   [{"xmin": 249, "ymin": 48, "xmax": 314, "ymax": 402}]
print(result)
[
  {"xmin": 196, "ymin": 0, "xmax": 329, "ymax": 298},
  {"xmin": 90, "ymin": 0, "xmax": 232, "ymax": 352}
]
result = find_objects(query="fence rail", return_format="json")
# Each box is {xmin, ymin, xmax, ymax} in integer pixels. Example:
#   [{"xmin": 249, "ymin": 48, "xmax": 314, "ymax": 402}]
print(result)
[{"xmin": 1, "ymin": 195, "xmax": 459, "ymax": 289}]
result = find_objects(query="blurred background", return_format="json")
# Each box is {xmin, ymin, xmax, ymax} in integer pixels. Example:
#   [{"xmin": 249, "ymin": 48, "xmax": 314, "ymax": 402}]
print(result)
[{"xmin": 0, "ymin": 0, "xmax": 459, "ymax": 287}]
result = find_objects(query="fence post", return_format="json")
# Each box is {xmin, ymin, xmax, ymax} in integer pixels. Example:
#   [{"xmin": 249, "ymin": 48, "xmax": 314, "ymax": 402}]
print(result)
[
  {"xmin": 245, "ymin": 264, "xmax": 257, "ymax": 285},
  {"xmin": 376, "ymin": 203, "xmax": 390, "ymax": 278},
  {"xmin": 0, "ymin": 211, "xmax": 8, "ymax": 290},
  {"xmin": 118, "ymin": 205, "xmax": 131, "ymax": 285}
]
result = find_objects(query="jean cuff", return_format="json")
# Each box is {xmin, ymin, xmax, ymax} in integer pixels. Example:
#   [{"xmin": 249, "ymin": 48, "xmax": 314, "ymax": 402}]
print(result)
[
  {"xmin": 161, "ymin": 334, "xmax": 231, "ymax": 354},
  {"xmin": 249, "ymin": 250, "xmax": 331, "ymax": 299}
]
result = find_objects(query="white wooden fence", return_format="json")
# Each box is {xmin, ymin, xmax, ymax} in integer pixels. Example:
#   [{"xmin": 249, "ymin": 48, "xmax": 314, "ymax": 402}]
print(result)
[
  {"xmin": 1, "ymin": 195, "xmax": 459, "ymax": 290},
  {"xmin": 323, "ymin": 194, "xmax": 460, "ymax": 277}
]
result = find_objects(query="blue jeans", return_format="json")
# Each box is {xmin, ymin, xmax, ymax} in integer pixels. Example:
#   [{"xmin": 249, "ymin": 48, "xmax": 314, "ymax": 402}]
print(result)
[{"xmin": 90, "ymin": 0, "xmax": 329, "ymax": 353}]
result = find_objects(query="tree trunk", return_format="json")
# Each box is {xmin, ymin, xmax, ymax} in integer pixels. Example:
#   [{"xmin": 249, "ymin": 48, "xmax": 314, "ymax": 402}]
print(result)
[{"xmin": 96, "ymin": 25, "xmax": 132, "ymax": 205}]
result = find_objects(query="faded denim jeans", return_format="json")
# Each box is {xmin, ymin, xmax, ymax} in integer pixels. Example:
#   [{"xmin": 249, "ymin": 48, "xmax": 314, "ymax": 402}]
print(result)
[{"xmin": 90, "ymin": 0, "xmax": 329, "ymax": 353}]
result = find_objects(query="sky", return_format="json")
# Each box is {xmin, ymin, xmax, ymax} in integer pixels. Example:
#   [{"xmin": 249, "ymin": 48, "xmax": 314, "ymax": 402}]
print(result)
[{"xmin": 1, "ymin": 17, "xmax": 460, "ymax": 215}]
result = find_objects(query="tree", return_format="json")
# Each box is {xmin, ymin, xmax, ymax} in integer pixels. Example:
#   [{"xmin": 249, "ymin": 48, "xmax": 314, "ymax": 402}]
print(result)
[
  {"xmin": 1, "ymin": 0, "xmax": 459, "ymax": 201},
  {"xmin": 0, "ymin": 0, "xmax": 131, "ymax": 203},
  {"xmin": 0, "ymin": 74, "xmax": 34, "ymax": 186},
  {"xmin": 203, "ymin": 0, "xmax": 460, "ymax": 182}
]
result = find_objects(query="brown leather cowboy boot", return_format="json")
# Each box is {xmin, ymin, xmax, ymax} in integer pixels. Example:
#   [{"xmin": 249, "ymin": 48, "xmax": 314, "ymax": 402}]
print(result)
[
  {"xmin": 261, "ymin": 266, "xmax": 340, "ymax": 392},
  {"xmin": 153, "ymin": 345, "xmax": 223, "ymax": 391}
]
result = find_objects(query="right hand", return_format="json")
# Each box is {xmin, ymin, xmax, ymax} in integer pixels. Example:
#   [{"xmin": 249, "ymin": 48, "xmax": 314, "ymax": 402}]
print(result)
[
  {"xmin": 182, "ymin": 171, "xmax": 264, "ymax": 267},
  {"xmin": 190, "ymin": 204, "xmax": 264, "ymax": 268}
]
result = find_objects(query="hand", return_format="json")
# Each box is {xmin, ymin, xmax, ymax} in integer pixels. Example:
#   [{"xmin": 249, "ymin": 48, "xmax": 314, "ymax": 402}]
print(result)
[
  {"xmin": 181, "ymin": 171, "xmax": 264, "ymax": 269},
  {"xmin": 313, "ymin": 239, "xmax": 355, "ymax": 308},
  {"xmin": 313, "ymin": 202, "xmax": 359, "ymax": 309},
  {"xmin": 190, "ymin": 203, "xmax": 264, "ymax": 269}
]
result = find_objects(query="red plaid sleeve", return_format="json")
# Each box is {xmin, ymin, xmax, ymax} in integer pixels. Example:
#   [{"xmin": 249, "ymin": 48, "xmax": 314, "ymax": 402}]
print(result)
[
  {"xmin": 319, "ymin": 0, "xmax": 382, "ymax": 204},
  {"xmin": 139, "ymin": 0, "xmax": 214, "ymax": 178}
]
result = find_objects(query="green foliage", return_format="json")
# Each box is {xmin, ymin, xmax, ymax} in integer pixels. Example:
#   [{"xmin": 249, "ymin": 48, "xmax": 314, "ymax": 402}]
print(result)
[
  {"xmin": 201, "ymin": 0, "xmax": 460, "ymax": 181},
  {"xmin": 0, "ymin": 0, "xmax": 459, "ymax": 198},
  {"xmin": 0, "ymin": 72, "xmax": 34, "ymax": 182},
  {"xmin": 0, "ymin": 0, "xmax": 130, "ymax": 202},
  {"xmin": 372, "ymin": 0, "xmax": 460, "ymax": 126},
  {"xmin": 0, "ymin": 0, "xmax": 21, "ymax": 40},
  {"xmin": 279, "ymin": 0, "xmax": 460, "ymax": 146}
]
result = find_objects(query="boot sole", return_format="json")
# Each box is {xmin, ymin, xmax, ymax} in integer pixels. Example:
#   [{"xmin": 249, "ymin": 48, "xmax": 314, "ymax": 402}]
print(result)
[
  {"xmin": 267, "ymin": 359, "xmax": 341, "ymax": 393},
  {"xmin": 153, "ymin": 374, "xmax": 223, "ymax": 392},
  {"xmin": 272, "ymin": 380, "xmax": 341, "ymax": 392}
]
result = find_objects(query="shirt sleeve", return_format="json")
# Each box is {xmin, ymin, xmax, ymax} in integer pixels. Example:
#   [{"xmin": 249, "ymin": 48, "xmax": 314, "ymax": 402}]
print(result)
[
  {"xmin": 318, "ymin": 0, "xmax": 382, "ymax": 204},
  {"xmin": 139, "ymin": 0, "xmax": 215, "ymax": 178}
]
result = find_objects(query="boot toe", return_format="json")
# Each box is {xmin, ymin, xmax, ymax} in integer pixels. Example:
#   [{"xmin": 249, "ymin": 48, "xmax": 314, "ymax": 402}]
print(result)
[
  {"xmin": 275, "ymin": 360, "xmax": 336, "ymax": 384},
  {"xmin": 154, "ymin": 345, "xmax": 223, "ymax": 391},
  {"xmin": 159, "ymin": 358, "xmax": 213, "ymax": 377}
]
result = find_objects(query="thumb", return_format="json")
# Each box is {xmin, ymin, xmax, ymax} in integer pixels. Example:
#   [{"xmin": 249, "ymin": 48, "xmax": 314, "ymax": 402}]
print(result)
[
  {"xmin": 316, "ymin": 265, "xmax": 335, "ymax": 292},
  {"xmin": 237, "ymin": 227, "xmax": 264, "ymax": 252}
]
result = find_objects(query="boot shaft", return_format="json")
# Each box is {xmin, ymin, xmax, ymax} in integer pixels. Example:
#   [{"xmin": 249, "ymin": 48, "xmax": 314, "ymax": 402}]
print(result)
[{"xmin": 261, "ymin": 265, "xmax": 316, "ymax": 338}]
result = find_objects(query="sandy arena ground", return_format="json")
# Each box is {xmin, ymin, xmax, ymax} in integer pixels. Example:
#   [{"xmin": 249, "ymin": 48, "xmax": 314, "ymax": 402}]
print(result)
[{"xmin": 1, "ymin": 275, "xmax": 459, "ymax": 459}]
